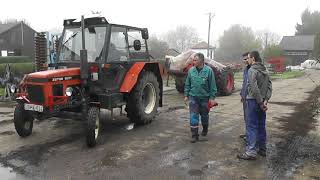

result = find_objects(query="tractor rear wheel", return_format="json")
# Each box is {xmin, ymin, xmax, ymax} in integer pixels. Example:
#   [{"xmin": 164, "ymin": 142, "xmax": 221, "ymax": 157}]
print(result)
[
  {"xmin": 219, "ymin": 68, "xmax": 234, "ymax": 96},
  {"xmin": 14, "ymin": 103, "xmax": 34, "ymax": 137},
  {"xmin": 127, "ymin": 71, "xmax": 160, "ymax": 125},
  {"xmin": 86, "ymin": 106, "xmax": 101, "ymax": 147}
]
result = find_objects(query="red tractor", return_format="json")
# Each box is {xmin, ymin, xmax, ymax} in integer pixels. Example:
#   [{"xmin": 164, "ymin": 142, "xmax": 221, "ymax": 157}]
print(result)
[
  {"xmin": 14, "ymin": 16, "xmax": 163, "ymax": 147},
  {"xmin": 166, "ymin": 51, "xmax": 234, "ymax": 96}
]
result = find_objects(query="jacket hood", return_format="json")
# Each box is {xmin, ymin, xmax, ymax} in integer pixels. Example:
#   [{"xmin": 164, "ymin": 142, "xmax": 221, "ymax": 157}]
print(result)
[{"xmin": 251, "ymin": 62, "xmax": 268, "ymax": 75}]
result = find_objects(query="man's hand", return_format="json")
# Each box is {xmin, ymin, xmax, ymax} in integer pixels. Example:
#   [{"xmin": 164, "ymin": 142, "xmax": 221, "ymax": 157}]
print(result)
[
  {"xmin": 184, "ymin": 96, "xmax": 189, "ymax": 108},
  {"xmin": 263, "ymin": 100, "xmax": 268, "ymax": 107},
  {"xmin": 259, "ymin": 101, "xmax": 268, "ymax": 112},
  {"xmin": 241, "ymin": 98, "xmax": 244, "ymax": 103}
]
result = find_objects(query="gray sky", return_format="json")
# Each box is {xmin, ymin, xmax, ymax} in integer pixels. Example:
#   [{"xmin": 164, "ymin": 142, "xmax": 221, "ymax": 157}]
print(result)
[{"xmin": 1, "ymin": 0, "xmax": 319, "ymax": 45}]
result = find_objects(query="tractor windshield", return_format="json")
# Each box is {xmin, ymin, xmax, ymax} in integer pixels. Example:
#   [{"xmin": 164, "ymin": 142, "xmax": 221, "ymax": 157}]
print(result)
[{"xmin": 59, "ymin": 26, "xmax": 107, "ymax": 62}]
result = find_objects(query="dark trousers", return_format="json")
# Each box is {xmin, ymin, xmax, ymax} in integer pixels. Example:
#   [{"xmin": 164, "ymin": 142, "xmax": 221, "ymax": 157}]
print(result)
[
  {"xmin": 189, "ymin": 96, "xmax": 209, "ymax": 129},
  {"xmin": 245, "ymin": 99, "xmax": 266, "ymax": 156},
  {"xmin": 243, "ymin": 100, "xmax": 247, "ymax": 131}
]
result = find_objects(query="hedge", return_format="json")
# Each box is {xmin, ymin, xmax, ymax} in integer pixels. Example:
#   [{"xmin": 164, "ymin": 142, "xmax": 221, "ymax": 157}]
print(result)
[
  {"xmin": 0, "ymin": 56, "xmax": 33, "ymax": 64},
  {"xmin": 0, "ymin": 63, "xmax": 34, "ymax": 76}
]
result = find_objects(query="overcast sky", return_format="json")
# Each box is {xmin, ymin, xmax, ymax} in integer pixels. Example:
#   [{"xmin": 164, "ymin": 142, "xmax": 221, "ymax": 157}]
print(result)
[{"xmin": 1, "ymin": 0, "xmax": 319, "ymax": 45}]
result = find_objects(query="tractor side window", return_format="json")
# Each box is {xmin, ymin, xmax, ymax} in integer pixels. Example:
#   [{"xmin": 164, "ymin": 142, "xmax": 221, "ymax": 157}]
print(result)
[
  {"xmin": 128, "ymin": 29, "xmax": 147, "ymax": 60},
  {"xmin": 108, "ymin": 27, "xmax": 128, "ymax": 62}
]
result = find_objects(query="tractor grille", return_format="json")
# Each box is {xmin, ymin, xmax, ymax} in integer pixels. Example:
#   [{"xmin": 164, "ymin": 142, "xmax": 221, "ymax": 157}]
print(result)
[
  {"xmin": 52, "ymin": 84, "xmax": 63, "ymax": 102},
  {"xmin": 52, "ymin": 84, "xmax": 63, "ymax": 96},
  {"xmin": 27, "ymin": 85, "xmax": 44, "ymax": 104}
]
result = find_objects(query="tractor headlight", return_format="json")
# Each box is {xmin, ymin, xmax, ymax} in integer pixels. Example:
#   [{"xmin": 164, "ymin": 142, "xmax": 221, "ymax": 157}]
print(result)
[
  {"xmin": 10, "ymin": 85, "xmax": 17, "ymax": 93},
  {"xmin": 65, "ymin": 87, "xmax": 73, "ymax": 97}
]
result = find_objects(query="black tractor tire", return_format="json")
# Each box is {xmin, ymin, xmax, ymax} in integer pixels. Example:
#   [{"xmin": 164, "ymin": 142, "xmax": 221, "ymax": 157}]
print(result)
[
  {"xmin": 86, "ymin": 106, "xmax": 101, "ymax": 147},
  {"xmin": 127, "ymin": 71, "xmax": 160, "ymax": 125},
  {"xmin": 14, "ymin": 103, "xmax": 34, "ymax": 137},
  {"xmin": 175, "ymin": 77, "xmax": 185, "ymax": 93},
  {"xmin": 219, "ymin": 68, "xmax": 234, "ymax": 96}
]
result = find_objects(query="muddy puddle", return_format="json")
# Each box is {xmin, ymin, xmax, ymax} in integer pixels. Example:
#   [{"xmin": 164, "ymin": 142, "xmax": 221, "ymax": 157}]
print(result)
[
  {"xmin": 0, "ymin": 165, "xmax": 24, "ymax": 180},
  {"xmin": 268, "ymin": 86, "xmax": 320, "ymax": 179}
]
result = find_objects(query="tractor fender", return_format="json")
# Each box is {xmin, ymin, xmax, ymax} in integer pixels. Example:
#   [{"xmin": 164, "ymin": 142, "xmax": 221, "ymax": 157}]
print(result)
[{"xmin": 120, "ymin": 62, "xmax": 146, "ymax": 93}]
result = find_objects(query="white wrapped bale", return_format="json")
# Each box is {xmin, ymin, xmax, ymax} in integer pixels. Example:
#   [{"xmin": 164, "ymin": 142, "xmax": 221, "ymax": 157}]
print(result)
[{"xmin": 167, "ymin": 50, "xmax": 226, "ymax": 71}]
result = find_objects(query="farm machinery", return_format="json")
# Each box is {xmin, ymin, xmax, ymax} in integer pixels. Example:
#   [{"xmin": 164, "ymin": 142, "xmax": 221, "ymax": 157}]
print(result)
[
  {"xmin": 165, "ymin": 50, "xmax": 234, "ymax": 96},
  {"xmin": 14, "ymin": 16, "xmax": 163, "ymax": 147}
]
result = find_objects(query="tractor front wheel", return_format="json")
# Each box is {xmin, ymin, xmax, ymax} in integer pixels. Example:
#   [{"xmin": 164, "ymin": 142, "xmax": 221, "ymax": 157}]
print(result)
[
  {"xmin": 86, "ymin": 106, "xmax": 101, "ymax": 147},
  {"xmin": 14, "ymin": 103, "xmax": 34, "ymax": 137},
  {"xmin": 127, "ymin": 71, "xmax": 160, "ymax": 125}
]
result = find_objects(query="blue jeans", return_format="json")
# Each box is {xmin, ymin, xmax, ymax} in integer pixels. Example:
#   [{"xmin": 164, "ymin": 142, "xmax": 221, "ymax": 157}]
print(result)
[
  {"xmin": 243, "ymin": 100, "xmax": 247, "ymax": 129},
  {"xmin": 245, "ymin": 99, "xmax": 266, "ymax": 156},
  {"xmin": 189, "ymin": 96, "xmax": 209, "ymax": 129}
]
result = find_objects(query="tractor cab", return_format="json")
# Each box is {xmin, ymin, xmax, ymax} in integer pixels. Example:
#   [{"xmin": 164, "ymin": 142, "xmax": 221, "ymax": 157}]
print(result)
[{"xmin": 57, "ymin": 17, "xmax": 149, "ymax": 64}]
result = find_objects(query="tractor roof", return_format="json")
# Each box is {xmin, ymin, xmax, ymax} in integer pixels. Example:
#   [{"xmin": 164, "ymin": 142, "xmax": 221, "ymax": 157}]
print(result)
[{"xmin": 63, "ymin": 17, "xmax": 147, "ymax": 31}]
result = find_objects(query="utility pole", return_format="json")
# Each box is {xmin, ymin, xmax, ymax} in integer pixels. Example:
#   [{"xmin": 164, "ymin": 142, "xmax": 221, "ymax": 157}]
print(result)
[
  {"xmin": 207, "ymin": 13, "xmax": 215, "ymax": 58},
  {"xmin": 265, "ymin": 32, "xmax": 268, "ymax": 49},
  {"xmin": 263, "ymin": 32, "xmax": 268, "ymax": 64}
]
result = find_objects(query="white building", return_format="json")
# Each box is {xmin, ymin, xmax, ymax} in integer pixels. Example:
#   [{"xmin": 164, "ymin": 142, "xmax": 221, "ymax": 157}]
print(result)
[{"xmin": 190, "ymin": 41, "xmax": 215, "ymax": 59}]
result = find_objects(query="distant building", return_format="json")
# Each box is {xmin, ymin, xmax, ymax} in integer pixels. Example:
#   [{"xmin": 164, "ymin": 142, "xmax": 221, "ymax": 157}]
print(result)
[
  {"xmin": 190, "ymin": 41, "xmax": 215, "ymax": 59},
  {"xmin": 0, "ymin": 22, "xmax": 36, "ymax": 58},
  {"xmin": 279, "ymin": 35, "xmax": 315, "ymax": 65}
]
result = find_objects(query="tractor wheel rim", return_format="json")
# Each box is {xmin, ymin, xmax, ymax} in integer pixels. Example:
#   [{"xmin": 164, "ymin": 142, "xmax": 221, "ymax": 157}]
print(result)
[
  {"xmin": 95, "ymin": 115, "xmax": 99, "ymax": 139},
  {"xmin": 143, "ymin": 83, "xmax": 156, "ymax": 114},
  {"xmin": 24, "ymin": 121, "xmax": 31, "ymax": 130}
]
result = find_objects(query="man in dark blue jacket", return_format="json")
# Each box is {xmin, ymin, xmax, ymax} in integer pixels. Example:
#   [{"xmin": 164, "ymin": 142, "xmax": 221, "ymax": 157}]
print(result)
[{"xmin": 239, "ymin": 52, "xmax": 250, "ymax": 141}]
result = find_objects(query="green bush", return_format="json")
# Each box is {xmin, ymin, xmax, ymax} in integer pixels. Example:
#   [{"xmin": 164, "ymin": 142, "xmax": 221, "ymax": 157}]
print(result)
[
  {"xmin": 0, "ymin": 88, "xmax": 4, "ymax": 96},
  {"xmin": 0, "ymin": 56, "xmax": 33, "ymax": 64},
  {"xmin": 0, "ymin": 63, "xmax": 34, "ymax": 76}
]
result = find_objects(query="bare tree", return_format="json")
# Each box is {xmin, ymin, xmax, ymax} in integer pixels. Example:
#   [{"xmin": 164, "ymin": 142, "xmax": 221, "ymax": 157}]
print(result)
[
  {"xmin": 215, "ymin": 24, "xmax": 262, "ymax": 61},
  {"xmin": 162, "ymin": 25, "xmax": 200, "ymax": 52},
  {"xmin": 255, "ymin": 30, "xmax": 281, "ymax": 48},
  {"xmin": 148, "ymin": 35, "xmax": 169, "ymax": 59}
]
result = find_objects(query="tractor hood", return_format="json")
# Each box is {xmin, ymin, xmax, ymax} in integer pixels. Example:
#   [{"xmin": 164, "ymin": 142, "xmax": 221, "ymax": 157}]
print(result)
[{"xmin": 27, "ymin": 68, "xmax": 81, "ymax": 82}]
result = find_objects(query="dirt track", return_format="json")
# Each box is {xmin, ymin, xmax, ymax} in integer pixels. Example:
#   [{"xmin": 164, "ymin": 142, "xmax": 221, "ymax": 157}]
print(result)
[{"xmin": 0, "ymin": 70, "xmax": 320, "ymax": 180}]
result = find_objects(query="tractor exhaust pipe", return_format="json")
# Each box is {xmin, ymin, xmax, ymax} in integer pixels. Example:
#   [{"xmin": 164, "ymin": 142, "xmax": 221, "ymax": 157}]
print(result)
[{"xmin": 80, "ymin": 15, "xmax": 88, "ymax": 86}]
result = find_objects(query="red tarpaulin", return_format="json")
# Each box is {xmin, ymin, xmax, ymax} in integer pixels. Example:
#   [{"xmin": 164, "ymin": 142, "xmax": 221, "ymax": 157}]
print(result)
[{"xmin": 267, "ymin": 56, "xmax": 286, "ymax": 73}]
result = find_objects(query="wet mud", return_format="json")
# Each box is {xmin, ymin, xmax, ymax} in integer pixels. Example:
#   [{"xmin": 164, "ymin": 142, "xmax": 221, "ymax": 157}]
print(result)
[
  {"xmin": 0, "ymin": 132, "xmax": 83, "ymax": 176},
  {"xmin": 0, "ymin": 119, "xmax": 13, "ymax": 126},
  {"xmin": 268, "ymin": 86, "xmax": 320, "ymax": 179}
]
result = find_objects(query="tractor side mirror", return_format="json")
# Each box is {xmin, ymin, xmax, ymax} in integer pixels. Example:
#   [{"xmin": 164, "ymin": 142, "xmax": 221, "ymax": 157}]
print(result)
[
  {"xmin": 142, "ymin": 29, "xmax": 149, "ymax": 39},
  {"xmin": 133, "ymin": 40, "xmax": 141, "ymax": 51}
]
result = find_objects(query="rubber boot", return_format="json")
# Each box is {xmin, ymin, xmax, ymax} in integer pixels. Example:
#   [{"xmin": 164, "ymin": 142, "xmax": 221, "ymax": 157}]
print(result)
[
  {"xmin": 201, "ymin": 124, "xmax": 208, "ymax": 136},
  {"xmin": 190, "ymin": 128, "xmax": 199, "ymax": 143}
]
